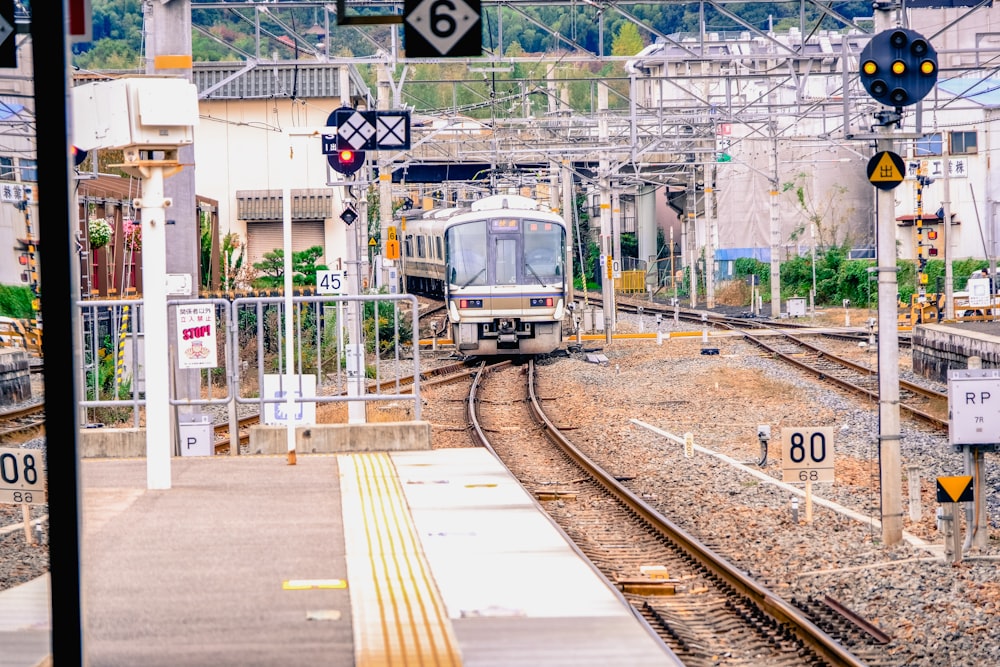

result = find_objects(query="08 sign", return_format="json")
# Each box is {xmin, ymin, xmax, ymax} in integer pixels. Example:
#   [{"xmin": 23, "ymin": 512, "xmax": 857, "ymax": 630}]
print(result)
[
  {"xmin": 0, "ymin": 447, "xmax": 47, "ymax": 505},
  {"xmin": 780, "ymin": 427, "xmax": 835, "ymax": 484}
]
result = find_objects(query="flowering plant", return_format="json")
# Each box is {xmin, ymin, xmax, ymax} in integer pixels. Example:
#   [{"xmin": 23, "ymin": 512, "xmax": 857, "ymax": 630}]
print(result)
[
  {"xmin": 88, "ymin": 218, "xmax": 112, "ymax": 249},
  {"xmin": 123, "ymin": 218, "xmax": 142, "ymax": 252}
]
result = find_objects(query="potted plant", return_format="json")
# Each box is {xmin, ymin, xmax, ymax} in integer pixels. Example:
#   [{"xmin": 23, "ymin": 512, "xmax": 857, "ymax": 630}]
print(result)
[{"xmin": 88, "ymin": 218, "xmax": 112, "ymax": 250}]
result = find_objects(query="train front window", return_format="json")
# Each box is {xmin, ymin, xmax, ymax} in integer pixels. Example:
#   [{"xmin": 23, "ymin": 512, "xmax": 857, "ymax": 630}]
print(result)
[
  {"xmin": 523, "ymin": 221, "xmax": 564, "ymax": 284},
  {"xmin": 446, "ymin": 220, "xmax": 488, "ymax": 287},
  {"xmin": 495, "ymin": 238, "xmax": 518, "ymax": 284}
]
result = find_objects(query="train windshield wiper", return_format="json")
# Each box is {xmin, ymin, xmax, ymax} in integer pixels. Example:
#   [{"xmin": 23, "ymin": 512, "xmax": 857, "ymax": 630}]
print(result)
[
  {"xmin": 524, "ymin": 262, "xmax": 544, "ymax": 286},
  {"xmin": 460, "ymin": 267, "xmax": 486, "ymax": 288}
]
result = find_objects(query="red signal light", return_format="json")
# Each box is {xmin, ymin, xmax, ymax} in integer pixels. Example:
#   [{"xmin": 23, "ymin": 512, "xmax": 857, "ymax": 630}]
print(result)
[{"xmin": 328, "ymin": 147, "xmax": 365, "ymax": 175}]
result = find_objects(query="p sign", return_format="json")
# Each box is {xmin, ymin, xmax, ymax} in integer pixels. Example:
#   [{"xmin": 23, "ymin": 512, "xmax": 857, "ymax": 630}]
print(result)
[
  {"xmin": 317, "ymin": 270, "xmax": 347, "ymax": 295},
  {"xmin": 781, "ymin": 427, "xmax": 834, "ymax": 483}
]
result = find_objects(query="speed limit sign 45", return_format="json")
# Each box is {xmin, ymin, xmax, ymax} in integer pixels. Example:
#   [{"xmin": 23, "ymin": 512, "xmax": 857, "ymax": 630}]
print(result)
[{"xmin": 780, "ymin": 427, "xmax": 835, "ymax": 483}]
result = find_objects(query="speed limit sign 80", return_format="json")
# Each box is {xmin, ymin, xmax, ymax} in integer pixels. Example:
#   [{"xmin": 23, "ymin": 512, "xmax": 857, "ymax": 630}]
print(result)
[
  {"xmin": 780, "ymin": 427, "xmax": 834, "ymax": 483},
  {"xmin": 0, "ymin": 447, "xmax": 47, "ymax": 505}
]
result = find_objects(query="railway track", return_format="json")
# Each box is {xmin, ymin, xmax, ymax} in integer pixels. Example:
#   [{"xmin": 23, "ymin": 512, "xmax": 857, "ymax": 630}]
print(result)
[
  {"xmin": 209, "ymin": 357, "xmax": 502, "ymax": 453},
  {"xmin": 741, "ymin": 331, "xmax": 949, "ymax": 430},
  {"xmin": 603, "ymin": 293, "xmax": 913, "ymax": 349},
  {"xmin": 0, "ymin": 403, "xmax": 44, "ymax": 444},
  {"xmin": 467, "ymin": 359, "xmax": 885, "ymax": 667}
]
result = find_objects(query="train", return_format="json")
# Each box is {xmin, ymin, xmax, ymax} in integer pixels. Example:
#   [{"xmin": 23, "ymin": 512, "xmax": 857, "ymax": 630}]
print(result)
[{"xmin": 401, "ymin": 194, "xmax": 568, "ymax": 356}]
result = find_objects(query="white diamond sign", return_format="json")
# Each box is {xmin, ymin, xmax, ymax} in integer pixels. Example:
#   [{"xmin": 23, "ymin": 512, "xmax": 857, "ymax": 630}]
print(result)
[{"xmin": 338, "ymin": 111, "xmax": 375, "ymax": 150}]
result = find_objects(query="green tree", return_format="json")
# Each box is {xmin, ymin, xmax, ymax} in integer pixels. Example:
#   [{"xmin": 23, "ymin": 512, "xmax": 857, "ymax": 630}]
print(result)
[
  {"xmin": 611, "ymin": 21, "xmax": 644, "ymax": 57},
  {"xmin": 252, "ymin": 246, "xmax": 328, "ymax": 289}
]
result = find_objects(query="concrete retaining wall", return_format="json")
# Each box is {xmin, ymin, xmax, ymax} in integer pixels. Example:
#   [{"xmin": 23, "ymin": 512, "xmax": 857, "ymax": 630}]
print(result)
[
  {"xmin": 0, "ymin": 349, "xmax": 31, "ymax": 406},
  {"xmin": 78, "ymin": 422, "xmax": 432, "ymax": 458},
  {"xmin": 79, "ymin": 428, "xmax": 146, "ymax": 458},
  {"xmin": 248, "ymin": 422, "xmax": 432, "ymax": 455},
  {"xmin": 912, "ymin": 324, "xmax": 1000, "ymax": 383}
]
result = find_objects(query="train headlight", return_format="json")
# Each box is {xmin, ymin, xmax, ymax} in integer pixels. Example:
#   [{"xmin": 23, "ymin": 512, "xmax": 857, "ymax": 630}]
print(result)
[
  {"xmin": 530, "ymin": 297, "xmax": 553, "ymax": 307},
  {"xmin": 459, "ymin": 298, "xmax": 483, "ymax": 309}
]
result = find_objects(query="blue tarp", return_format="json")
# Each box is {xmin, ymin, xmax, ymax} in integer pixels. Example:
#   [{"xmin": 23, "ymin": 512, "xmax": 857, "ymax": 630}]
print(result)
[{"xmin": 715, "ymin": 248, "xmax": 771, "ymax": 262}]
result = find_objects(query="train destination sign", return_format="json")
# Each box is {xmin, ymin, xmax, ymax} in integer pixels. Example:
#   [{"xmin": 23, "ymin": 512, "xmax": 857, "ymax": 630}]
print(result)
[{"xmin": 867, "ymin": 151, "xmax": 905, "ymax": 190}]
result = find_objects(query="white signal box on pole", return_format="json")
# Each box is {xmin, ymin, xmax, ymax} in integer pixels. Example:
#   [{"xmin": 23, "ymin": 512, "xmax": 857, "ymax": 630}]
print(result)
[
  {"xmin": 72, "ymin": 77, "xmax": 199, "ymax": 151},
  {"xmin": 948, "ymin": 368, "xmax": 1000, "ymax": 447}
]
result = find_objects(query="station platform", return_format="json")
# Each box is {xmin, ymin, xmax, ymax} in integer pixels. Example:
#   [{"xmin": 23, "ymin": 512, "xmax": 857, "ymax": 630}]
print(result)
[{"xmin": 0, "ymin": 449, "xmax": 678, "ymax": 667}]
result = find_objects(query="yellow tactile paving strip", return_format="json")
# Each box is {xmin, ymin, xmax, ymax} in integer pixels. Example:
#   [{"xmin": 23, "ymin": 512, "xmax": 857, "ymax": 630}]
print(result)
[{"xmin": 340, "ymin": 452, "xmax": 463, "ymax": 667}]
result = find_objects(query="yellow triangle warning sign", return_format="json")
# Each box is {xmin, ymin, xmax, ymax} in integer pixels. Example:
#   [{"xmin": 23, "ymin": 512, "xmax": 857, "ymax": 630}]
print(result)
[
  {"xmin": 936, "ymin": 476, "xmax": 974, "ymax": 503},
  {"xmin": 869, "ymin": 152, "xmax": 903, "ymax": 182}
]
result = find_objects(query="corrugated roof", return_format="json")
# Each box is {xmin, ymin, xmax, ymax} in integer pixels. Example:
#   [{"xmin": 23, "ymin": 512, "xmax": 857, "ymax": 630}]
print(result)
[{"xmin": 938, "ymin": 78, "xmax": 1000, "ymax": 108}]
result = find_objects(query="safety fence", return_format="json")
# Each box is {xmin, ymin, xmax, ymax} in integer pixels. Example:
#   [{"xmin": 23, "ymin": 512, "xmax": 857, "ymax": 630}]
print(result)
[{"xmin": 76, "ymin": 293, "xmax": 422, "ymax": 427}]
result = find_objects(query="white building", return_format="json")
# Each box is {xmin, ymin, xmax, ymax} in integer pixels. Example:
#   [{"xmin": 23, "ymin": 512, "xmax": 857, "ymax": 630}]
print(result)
[
  {"xmin": 190, "ymin": 61, "xmax": 369, "ymax": 275},
  {"xmin": 626, "ymin": 7, "xmax": 1000, "ymax": 277},
  {"xmin": 0, "ymin": 31, "xmax": 39, "ymax": 289}
]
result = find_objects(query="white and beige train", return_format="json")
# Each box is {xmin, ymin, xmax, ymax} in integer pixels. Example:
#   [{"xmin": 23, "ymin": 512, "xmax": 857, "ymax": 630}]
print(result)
[{"xmin": 401, "ymin": 194, "xmax": 568, "ymax": 355}]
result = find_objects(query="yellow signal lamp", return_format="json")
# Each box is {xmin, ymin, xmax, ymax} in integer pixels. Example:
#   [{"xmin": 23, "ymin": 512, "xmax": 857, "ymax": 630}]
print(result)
[
  {"xmin": 920, "ymin": 59, "xmax": 936, "ymax": 76},
  {"xmin": 862, "ymin": 60, "xmax": 878, "ymax": 76},
  {"xmin": 891, "ymin": 60, "xmax": 907, "ymax": 76}
]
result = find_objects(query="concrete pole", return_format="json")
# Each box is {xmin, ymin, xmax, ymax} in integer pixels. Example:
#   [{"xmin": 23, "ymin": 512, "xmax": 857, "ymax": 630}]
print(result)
[
  {"xmin": 942, "ymin": 142, "xmax": 953, "ymax": 319},
  {"xmin": 876, "ymin": 126, "xmax": 904, "ymax": 546},
  {"xmin": 598, "ymin": 82, "xmax": 613, "ymax": 341},
  {"xmin": 281, "ymin": 178, "xmax": 296, "ymax": 464},
  {"xmin": 705, "ymin": 179, "xmax": 716, "ymax": 309},
  {"xmin": 769, "ymin": 132, "xmax": 782, "ymax": 317},
  {"xmin": 138, "ymin": 165, "xmax": 171, "ymax": 489},
  {"xmin": 378, "ymin": 65, "xmax": 393, "ymax": 291},
  {"xmin": 562, "ymin": 161, "xmax": 575, "ymax": 304},
  {"xmin": 147, "ymin": 0, "xmax": 200, "ymax": 429},
  {"xmin": 347, "ymin": 184, "xmax": 366, "ymax": 423},
  {"xmin": 688, "ymin": 170, "xmax": 698, "ymax": 308}
]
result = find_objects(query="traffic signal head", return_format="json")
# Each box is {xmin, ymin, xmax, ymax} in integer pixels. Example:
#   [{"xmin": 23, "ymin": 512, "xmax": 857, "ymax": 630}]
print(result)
[
  {"xmin": 328, "ymin": 148, "xmax": 365, "ymax": 176},
  {"xmin": 859, "ymin": 28, "xmax": 937, "ymax": 107}
]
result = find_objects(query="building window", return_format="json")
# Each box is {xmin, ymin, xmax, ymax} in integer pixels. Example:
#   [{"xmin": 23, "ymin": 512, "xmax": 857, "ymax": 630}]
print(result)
[
  {"xmin": 914, "ymin": 133, "xmax": 942, "ymax": 157},
  {"xmin": 0, "ymin": 157, "xmax": 14, "ymax": 181},
  {"xmin": 19, "ymin": 159, "xmax": 36, "ymax": 182},
  {"xmin": 950, "ymin": 131, "xmax": 978, "ymax": 155}
]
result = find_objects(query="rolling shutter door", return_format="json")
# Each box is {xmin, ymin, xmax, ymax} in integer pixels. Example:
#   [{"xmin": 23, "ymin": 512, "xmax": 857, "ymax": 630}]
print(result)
[{"xmin": 246, "ymin": 221, "xmax": 326, "ymax": 266}]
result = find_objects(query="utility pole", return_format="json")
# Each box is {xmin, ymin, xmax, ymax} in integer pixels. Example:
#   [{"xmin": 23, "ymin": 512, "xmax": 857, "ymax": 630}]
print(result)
[
  {"xmin": 146, "ymin": 0, "xmax": 201, "ymax": 437},
  {"xmin": 598, "ymin": 81, "xmax": 613, "ymax": 341},
  {"xmin": 875, "ymin": 121, "xmax": 904, "ymax": 545},
  {"xmin": 769, "ymin": 128, "xmax": 782, "ymax": 318}
]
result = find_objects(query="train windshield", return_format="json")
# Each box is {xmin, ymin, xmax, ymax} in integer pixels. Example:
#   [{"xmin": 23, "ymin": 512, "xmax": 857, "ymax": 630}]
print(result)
[
  {"xmin": 523, "ymin": 220, "xmax": 564, "ymax": 284},
  {"xmin": 446, "ymin": 220, "xmax": 488, "ymax": 287}
]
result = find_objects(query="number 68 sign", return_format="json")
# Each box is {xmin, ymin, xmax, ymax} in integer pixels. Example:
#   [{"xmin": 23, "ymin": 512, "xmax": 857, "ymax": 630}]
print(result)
[{"xmin": 781, "ymin": 427, "xmax": 835, "ymax": 484}]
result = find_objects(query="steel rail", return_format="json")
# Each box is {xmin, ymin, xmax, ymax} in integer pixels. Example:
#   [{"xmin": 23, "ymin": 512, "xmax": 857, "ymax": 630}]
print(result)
[
  {"xmin": 742, "ymin": 332, "xmax": 948, "ymax": 431},
  {"xmin": 517, "ymin": 358, "xmax": 870, "ymax": 667}
]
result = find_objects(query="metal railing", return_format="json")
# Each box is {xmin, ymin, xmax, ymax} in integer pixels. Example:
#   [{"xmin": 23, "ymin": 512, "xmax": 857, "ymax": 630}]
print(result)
[{"xmin": 75, "ymin": 292, "xmax": 422, "ymax": 426}]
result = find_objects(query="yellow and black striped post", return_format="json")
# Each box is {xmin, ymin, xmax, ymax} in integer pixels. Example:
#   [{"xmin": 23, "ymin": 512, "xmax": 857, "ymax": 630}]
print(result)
[
  {"xmin": 116, "ymin": 306, "xmax": 130, "ymax": 388},
  {"xmin": 914, "ymin": 163, "xmax": 929, "ymax": 305}
]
